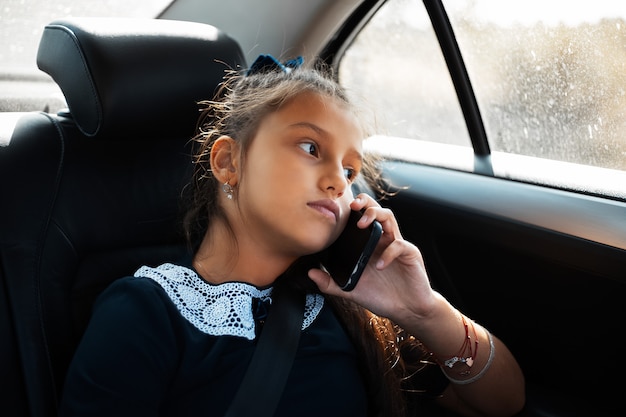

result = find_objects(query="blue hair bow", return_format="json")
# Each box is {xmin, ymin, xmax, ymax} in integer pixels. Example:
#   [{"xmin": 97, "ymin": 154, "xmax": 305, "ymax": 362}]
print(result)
[{"xmin": 246, "ymin": 54, "xmax": 304, "ymax": 76}]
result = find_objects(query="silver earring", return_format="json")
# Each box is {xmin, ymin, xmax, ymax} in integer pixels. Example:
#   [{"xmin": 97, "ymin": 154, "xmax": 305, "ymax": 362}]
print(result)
[{"xmin": 222, "ymin": 181, "xmax": 234, "ymax": 199}]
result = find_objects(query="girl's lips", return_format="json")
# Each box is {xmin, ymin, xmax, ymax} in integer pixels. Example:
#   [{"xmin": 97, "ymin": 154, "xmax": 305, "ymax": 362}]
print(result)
[{"xmin": 307, "ymin": 199, "xmax": 340, "ymax": 222}]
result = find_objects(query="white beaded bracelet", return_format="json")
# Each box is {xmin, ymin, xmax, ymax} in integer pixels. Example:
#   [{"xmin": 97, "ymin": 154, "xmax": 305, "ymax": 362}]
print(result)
[{"xmin": 444, "ymin": 330, "xmax": 495, "ymax": 385}]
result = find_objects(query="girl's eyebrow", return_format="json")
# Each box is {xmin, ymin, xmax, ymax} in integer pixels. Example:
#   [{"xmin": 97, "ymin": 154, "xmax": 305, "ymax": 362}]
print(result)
[
  {"xmin": 288, "ymin": 121, "xmax": 364, "ymax": 162},
  {"xmin": 288, "ymin": 121, "xmax": 325, "ymax": 135}
]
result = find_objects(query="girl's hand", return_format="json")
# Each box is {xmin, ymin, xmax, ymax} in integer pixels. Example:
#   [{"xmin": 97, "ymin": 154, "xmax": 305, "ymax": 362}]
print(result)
[
  {"xmin": 310, "ymin": 195, "xmax": 527, "ymax": 417},
  {"xmin": 308, "ymin": 193, "xmax": 438, "ymax": 327}
]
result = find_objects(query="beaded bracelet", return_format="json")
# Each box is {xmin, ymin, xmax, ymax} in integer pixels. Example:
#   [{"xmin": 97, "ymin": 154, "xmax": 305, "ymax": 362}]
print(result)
[{"xmin": 444, "ymin": 330, "xmax": 495, "ymax": 385}]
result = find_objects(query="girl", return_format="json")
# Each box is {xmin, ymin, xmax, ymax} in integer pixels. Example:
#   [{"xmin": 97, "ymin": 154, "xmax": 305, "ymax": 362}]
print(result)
[{"xmin": 60, "ymin": 55, "xmax": 525, "ymax": 416}]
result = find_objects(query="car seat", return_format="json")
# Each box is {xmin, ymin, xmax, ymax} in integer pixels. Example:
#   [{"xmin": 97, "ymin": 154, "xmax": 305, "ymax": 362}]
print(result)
[{"xmin": 0, "ymin": 17, "xmax": 245, "ymax": 417}]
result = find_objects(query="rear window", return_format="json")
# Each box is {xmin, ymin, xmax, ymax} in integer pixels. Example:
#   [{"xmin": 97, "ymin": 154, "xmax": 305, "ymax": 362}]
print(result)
[{"xmin": 1, "ymin": 0, "xmax": 171, "ymax": 75}]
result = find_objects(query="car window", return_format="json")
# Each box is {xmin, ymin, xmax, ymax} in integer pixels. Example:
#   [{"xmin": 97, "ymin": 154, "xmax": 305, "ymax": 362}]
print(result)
[
  {"xmin": 0, "ymin": 0, "xmax": 171, "ymax": 113},
  {"xmin": 339, "ymin": 0, "xmax": 470, "ymax": 149},
  {"xmin": 1, "ymin": 0, "xmax": 171, "ymax": 74},
  {"xmin": 444, "ymin": 0, "xmax": 626, "ymax": 172},
  {"xmin": 338, "ymin": 0, "xmax": 626, "ymax": 198}
]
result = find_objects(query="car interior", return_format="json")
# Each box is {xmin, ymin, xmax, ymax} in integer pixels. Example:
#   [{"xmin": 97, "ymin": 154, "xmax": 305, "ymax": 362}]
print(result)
[
  {"xmin": 1, "ymin": 1, "xmax": 625, "ymax": 417},
  {"xmin": 0, "ymin": 17, "xmax": 246, "ymax": 417}
]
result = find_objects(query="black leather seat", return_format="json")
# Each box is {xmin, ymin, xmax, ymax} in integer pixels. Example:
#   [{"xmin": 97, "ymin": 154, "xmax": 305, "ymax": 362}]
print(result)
[{"xmin": 0, "ymin": 17, "xmax": 245, "ymax": 417}]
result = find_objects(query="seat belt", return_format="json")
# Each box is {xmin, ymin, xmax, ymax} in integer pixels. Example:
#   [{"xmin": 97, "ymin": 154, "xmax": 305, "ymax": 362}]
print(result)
[{"xmin": 224, "ymin": 284, "xmax": 305, "ymax": 417}]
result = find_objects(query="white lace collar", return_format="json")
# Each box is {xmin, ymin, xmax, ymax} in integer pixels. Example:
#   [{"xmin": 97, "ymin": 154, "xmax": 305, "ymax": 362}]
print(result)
[{"xmin": 134, "ymin": 263, "xmax": 324, "ymax": 341}]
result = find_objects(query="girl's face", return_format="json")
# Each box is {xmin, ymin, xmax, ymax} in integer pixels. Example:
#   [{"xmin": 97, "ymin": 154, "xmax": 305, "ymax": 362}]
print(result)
[{"xmin": 236, "ymin": 91, "xmax": 364, "ymax": 258}]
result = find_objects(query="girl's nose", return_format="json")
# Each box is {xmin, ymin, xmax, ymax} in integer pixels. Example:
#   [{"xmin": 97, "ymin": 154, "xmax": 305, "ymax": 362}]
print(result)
[{"xmin": 322, "ymin": 162, "xmax": 348, "ymax": 197}]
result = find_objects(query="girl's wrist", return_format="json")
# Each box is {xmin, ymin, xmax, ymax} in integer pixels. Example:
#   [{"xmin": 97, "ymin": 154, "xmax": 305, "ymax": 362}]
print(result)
[
  {"xmin": 411, "ymin": 304, "xmax": 497, "ymax": 385},
  {"xmin": 400, "ymin": 294, "xmax": 490, "ymax": 370},
  {"xmin": 397, "ymin": 291, "xmax": 459, "ymax": 338},
  {"xmin": 439, "ymin": 327, "xmax": 496, "ymax": 385}
]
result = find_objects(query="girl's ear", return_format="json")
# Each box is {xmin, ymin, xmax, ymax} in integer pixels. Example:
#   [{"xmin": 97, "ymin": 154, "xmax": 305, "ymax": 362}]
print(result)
[{"xmin": 210, "ymin": 136, "xmax": 241, "ymax": 185}]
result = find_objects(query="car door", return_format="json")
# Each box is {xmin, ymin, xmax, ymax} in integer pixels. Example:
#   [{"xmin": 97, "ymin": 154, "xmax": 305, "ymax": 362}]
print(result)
[{"xmin": 325, "ymin": 0, "xmax": 626, "ymax": 415}]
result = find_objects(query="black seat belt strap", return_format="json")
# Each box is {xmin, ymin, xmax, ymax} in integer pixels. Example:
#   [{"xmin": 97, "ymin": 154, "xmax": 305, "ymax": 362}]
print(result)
[{"xmin": 224, "ymin": 285, "xmax": 305, "ymax": 417}]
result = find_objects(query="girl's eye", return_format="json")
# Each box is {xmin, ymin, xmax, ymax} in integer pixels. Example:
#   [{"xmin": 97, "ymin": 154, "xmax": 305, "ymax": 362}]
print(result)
[
  {"xmin": 344, "ymin": 167, "xmax": 357, "ymax": 182},
  {"xmin": 298, "ymin": 142, "xmax": 318, "ymax": 157}
]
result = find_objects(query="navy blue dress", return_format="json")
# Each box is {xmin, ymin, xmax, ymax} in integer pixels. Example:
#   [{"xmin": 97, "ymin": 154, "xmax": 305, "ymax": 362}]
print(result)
[{"xmin": 59, "ymin": 264, "xmax": 368, "ymax": 416}]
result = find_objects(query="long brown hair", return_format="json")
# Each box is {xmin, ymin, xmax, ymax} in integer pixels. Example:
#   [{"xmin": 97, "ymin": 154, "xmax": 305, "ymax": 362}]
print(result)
[{"xmin": 183, "ymin": 61, "xmax": 429, "ymax": 416}]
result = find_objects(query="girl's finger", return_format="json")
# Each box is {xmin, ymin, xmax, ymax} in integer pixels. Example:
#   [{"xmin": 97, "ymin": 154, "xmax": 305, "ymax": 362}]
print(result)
[
  {"xmin": 307, "ymin": 268, "xmax": 345, "ymax": 298},
  {"xmin": 375, "ymin": 239, "xmax": 423, "ymax": 270},
  {"xmin": 352, "ymin": 194, "xmax": 400, "ymax": 233},
  {"xmin": 350, "ymin": 193, "xmax": 378, "ymax": 212}
]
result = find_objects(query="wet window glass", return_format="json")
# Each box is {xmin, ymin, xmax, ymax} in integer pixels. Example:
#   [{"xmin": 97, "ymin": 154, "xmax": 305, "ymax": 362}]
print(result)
[
  {"xmin": 445, "ymin": 0, "xmax": 626, "ymax": 171},
  {"xmin": 339, "ymin": 0, "xmax": 470, "ymax": 148},
  {"xmin": 340, "ymin": 0, "xmax": 626, "ymax": 174}
]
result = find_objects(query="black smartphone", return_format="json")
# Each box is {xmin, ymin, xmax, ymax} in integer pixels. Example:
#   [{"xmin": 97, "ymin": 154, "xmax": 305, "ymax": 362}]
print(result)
[{"xmin": 320, "ymin": 210, "xmax": 383, "ymax": 291}]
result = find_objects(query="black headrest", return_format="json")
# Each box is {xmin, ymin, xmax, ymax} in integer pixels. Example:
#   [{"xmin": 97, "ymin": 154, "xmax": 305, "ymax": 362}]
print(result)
[{"xmin": 36, "ymin": 18, "xmax": 246, "ymax": 139}]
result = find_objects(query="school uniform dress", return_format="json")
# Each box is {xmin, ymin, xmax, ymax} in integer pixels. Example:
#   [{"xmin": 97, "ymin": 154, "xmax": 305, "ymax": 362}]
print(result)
[
  {"xmin": 60, "ymin": 263, "xmax": 447, "ymax": 416},
  {"xmin": 59, "ymin": 263, "xmax": 368, "ymax": 417}
]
